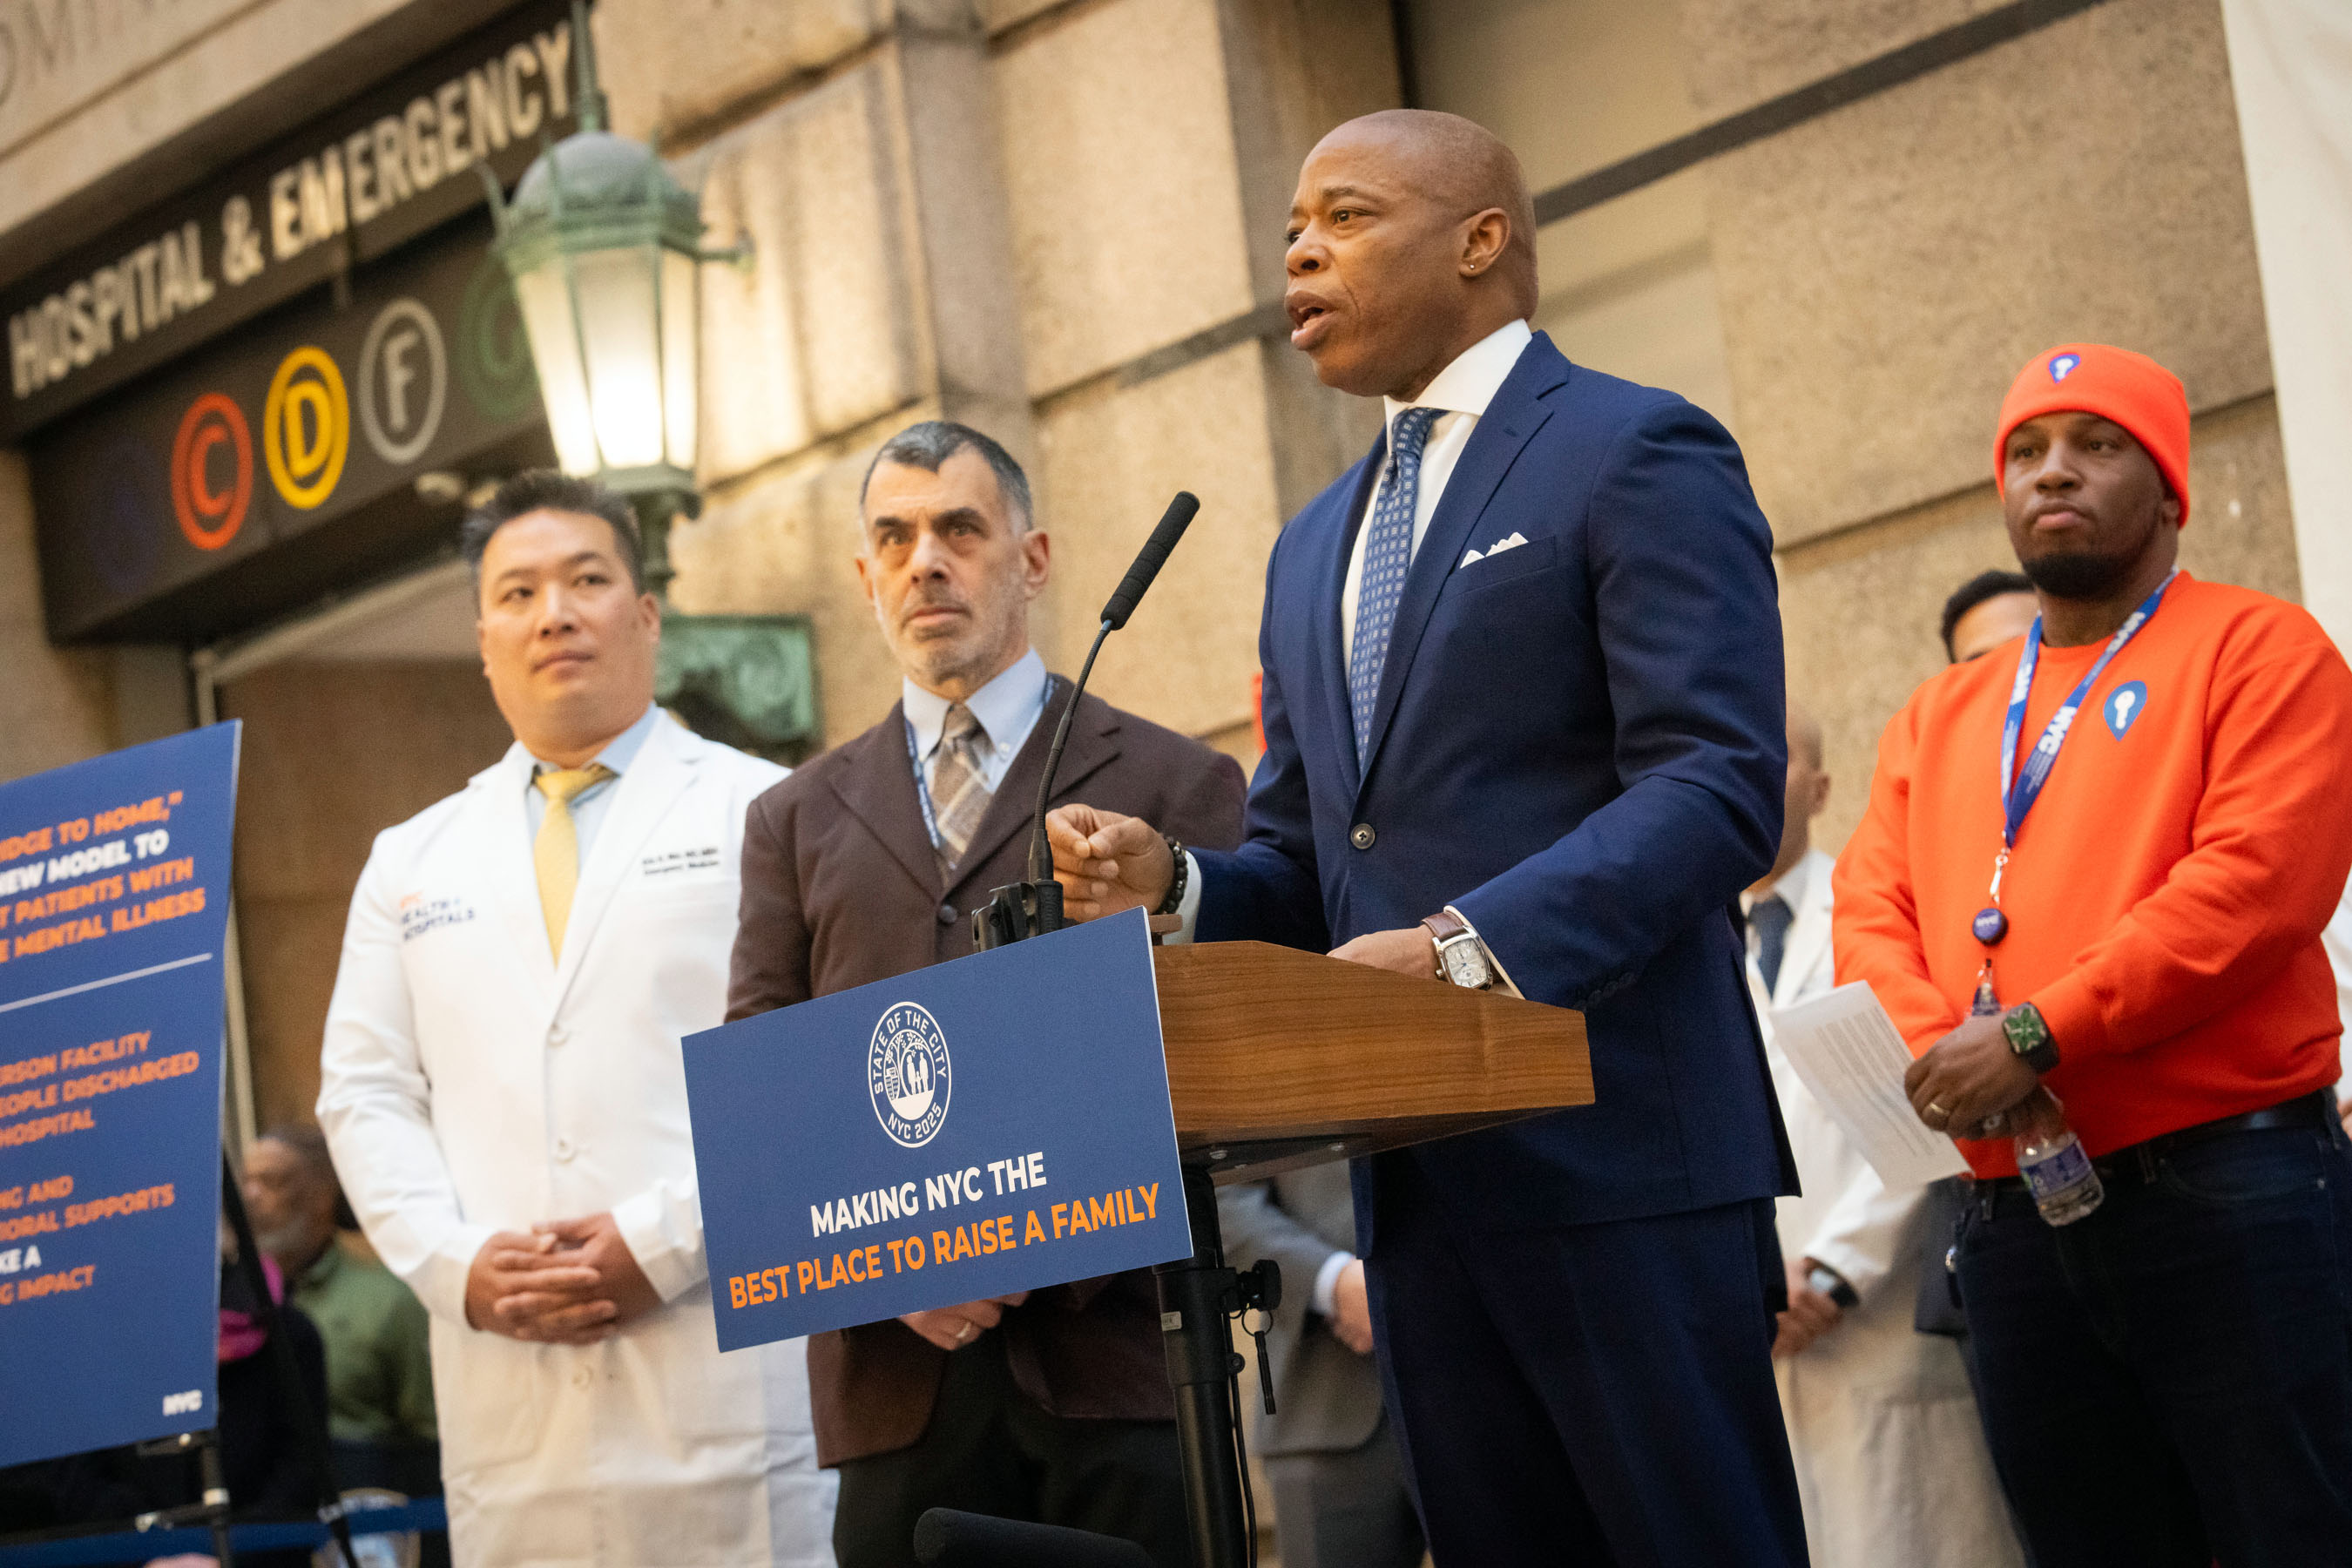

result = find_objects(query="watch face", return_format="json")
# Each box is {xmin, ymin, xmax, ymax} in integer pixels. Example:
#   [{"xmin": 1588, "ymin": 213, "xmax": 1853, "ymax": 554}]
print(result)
[{"xmin": 1442, "ymin": 940, "xmax": 1488, "ymax": 988}]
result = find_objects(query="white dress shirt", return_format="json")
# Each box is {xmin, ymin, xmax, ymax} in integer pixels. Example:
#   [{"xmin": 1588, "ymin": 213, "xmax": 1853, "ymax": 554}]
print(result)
[
  {"xmin": 902, "ymin": 648, "xmax": 1051, "ymax": 842},
  {"xmin": 1340, "ymin": 316, "xmax": 1534, "ymax": 661}
]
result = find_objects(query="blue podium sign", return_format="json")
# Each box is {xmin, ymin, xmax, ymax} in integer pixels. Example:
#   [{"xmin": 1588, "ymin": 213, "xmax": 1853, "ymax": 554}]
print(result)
[
  {"xmin": 0, "ymin": 725, "xmax": 240, "ymax": 1468},
  {"xmin": 684, "ymin": 908, "xmax": 1190, "ymax": 1351}
]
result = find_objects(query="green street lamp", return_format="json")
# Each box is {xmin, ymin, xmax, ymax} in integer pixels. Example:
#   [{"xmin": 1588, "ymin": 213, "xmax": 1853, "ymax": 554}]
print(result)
[
  {"xmin": 482, "ymin": 2, "xmax": 816, "ymax": 759},
  {"xmin": 483, "ymin": 0, "xmax": 744, "ymax": 594}
]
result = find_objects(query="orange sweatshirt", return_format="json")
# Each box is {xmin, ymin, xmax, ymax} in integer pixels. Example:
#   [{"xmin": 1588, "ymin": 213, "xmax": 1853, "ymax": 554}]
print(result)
[{"xmin": 1833, "ymin": 574, "xmax": 2352, "ymax": 1177}]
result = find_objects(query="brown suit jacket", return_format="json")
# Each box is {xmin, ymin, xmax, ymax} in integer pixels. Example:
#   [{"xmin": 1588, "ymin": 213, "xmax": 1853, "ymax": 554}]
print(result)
[{"xmin": 727, "ymin": 677, "xmax": 1247, "ymax": 1466}]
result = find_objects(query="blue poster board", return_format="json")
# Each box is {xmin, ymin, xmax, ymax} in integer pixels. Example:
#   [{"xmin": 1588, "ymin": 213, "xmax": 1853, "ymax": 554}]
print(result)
[
  {"xmin": 0, "ymin": 725, "xmax": 240, "ymax": 1468},
  {"xmin": 685, "ymin": 908, "xmax": 1190, "ymax": 1351}
]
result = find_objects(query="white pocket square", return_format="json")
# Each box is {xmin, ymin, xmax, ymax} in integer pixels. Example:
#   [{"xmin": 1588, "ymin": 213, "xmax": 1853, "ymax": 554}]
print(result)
[{"xmin": 1460, "ymin": 531, "xmax": 1529, "ymax": 569}]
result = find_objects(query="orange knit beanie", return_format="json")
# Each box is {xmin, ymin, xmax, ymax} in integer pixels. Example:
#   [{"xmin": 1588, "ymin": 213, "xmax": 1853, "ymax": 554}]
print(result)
[{"xmin": 1994, "ymin": 344, "xmax": 2191, "ymax": 527}]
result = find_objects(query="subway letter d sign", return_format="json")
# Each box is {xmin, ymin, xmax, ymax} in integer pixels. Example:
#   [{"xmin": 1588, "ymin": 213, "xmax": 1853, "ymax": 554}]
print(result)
[{"xmin": 263, "ymin": 346, "xmax": 349, "ymax": 510}]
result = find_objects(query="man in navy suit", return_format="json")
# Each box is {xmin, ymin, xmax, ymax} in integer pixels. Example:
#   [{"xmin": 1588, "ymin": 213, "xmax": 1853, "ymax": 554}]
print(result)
[{"xmin": 1050, "ymin": 110, "xmax": 1807, "ymax": 1564}]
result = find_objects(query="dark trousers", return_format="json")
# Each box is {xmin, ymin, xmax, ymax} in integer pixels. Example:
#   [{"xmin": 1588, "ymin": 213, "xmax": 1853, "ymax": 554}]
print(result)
[
  {"xmin": 1364, "ymin": 1155, "xmax": 1808, "ymax": 1566},
  {"xmin": 1266, "ymin": 1412, "xmax": 1425, "ymax": 1568},
  {"xmin": 1956, "ymin": 1111, "xmax": 2352, "ymax": 1568},
  {"xmin": 831, "ymin": 1333, "xmax": 1191, "ymax": 1568}
]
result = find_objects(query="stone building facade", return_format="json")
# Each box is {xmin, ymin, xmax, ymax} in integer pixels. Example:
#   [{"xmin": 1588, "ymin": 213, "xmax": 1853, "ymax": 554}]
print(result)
[{"xmin": 0, "ymin": 0, "xmax": 2315, "ymax": 1123}]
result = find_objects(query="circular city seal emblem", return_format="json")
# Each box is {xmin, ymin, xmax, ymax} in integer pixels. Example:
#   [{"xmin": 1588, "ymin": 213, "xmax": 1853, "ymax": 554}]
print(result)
[{"xmin": 868, "ymin": 1002, "xmax": 952, "ymax": 1148}]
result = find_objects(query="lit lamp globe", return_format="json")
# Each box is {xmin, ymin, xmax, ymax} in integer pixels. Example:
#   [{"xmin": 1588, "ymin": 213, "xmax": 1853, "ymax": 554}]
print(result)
[{"xmin": 483, "ymin": 28, "xmax": 740, "ymax": 594}]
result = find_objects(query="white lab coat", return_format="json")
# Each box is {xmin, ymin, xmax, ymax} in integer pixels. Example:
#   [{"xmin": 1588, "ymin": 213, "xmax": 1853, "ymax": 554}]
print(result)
[
  {"xmin": 317, "ymin": 713, "xmax": 835, "ymax": 1568},
  {"xmin": 1751, "ymin": 850, "xmax": 2019, "ymax": 1568}
]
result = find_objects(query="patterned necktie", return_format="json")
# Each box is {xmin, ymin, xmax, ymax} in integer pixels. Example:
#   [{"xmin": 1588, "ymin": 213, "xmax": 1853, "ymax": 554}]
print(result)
[
  {"xmin": 533, "ymin": 764, "xmax": 613, "ymax": 957},
  {"xmin": 1348, "ymin": 405, "xmax": 1443, "ymax": 761},
  {"xmin": 1751, "ymin": 892, "xmax": 1795, "ymax": 996},
  {"xmin": 927, "ymin": 704, "xmax": 993, "ymax": 872}
]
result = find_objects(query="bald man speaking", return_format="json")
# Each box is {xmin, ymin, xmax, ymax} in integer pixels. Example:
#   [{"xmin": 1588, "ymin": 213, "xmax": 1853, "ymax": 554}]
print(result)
[{"xmin": 1051, "ymin": 112, "xmax": 1805, "ymax": 1563}]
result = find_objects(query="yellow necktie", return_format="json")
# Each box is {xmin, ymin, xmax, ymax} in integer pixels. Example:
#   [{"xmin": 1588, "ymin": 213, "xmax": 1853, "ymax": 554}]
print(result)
[{"xmin": 534, "ymin": 765, "xmax": 613, "ymax": 956}]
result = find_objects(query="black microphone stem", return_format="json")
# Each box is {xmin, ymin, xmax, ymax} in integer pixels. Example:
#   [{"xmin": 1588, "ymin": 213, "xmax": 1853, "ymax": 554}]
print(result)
[
  {"xmin": 1026, "ymin": 618, "xmax": 1116, "ymax": 901},
  {"xmin": 977, "ymin": 491, "xmax": 1195, "ymax": 950}
]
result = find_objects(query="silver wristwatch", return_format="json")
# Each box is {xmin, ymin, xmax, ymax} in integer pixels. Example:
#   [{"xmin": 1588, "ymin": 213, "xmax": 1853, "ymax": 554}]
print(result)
[{"xmin": 1422, "ymin": 908, "xmax": 1496, "ymax": 990}]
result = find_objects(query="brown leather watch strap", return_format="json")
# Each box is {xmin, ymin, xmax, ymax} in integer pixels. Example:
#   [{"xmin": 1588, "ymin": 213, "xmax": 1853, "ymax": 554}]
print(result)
[{"xmin": 1422, "ymin": 909, "xmax": 1471, "ymax": 944}]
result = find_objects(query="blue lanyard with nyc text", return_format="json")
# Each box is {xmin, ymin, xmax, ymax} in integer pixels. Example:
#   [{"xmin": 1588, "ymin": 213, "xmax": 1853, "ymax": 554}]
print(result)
[{"xmin": 1998, "ymin": 568, "xmax": 2177, "ymax": 849}]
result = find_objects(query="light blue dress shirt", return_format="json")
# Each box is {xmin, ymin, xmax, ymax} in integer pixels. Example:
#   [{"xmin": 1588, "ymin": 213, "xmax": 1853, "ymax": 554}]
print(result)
[
  {"xmin": 902, "ymin": 649, "xmax": 1051, "ymax": 845},
  {"xmin": 524, "ymin": 702, "xmax": 661, "ymax": 868}
]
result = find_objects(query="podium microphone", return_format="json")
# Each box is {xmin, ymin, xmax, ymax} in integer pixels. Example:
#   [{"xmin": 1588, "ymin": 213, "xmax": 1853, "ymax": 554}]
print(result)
[{"xmin": 975, "ymin": 491, "xmax": 1199, "ymax": 950}]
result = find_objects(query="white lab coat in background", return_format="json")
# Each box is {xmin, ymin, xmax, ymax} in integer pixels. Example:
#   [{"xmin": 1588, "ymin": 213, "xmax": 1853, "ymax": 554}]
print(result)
[
  {"xmin": 318, "ymin": 713, "xmax": 835, "ymax": 1568},
  {"xmin": 2326, "ymin": 880, "xmax": 2352, "ymax": 1091},
  {"xmin": 1749, "ymin": 849, "xmax": 2019, "ymax": 1568}
]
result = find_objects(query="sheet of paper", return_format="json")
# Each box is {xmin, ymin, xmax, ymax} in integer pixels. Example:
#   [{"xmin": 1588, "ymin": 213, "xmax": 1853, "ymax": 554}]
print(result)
[{"xmin": 1770, "ymin": 981, "xmax": 1970, "ymax": 1187}]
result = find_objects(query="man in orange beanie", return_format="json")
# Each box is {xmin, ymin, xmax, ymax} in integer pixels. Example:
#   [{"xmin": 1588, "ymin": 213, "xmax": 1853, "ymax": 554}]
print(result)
[{"xmin": 1835, "ymin": 342, "xmax": 2352, "ymax": 1566}]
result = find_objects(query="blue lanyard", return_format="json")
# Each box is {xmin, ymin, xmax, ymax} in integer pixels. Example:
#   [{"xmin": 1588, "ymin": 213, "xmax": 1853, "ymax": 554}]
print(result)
[
  {"xmin": 1998, "ymin": 570, "xmax": 2176, "ymax": 848},
  {"xmin": 904, "ymin": 718, "xmax": 943, "ymax": 849}
]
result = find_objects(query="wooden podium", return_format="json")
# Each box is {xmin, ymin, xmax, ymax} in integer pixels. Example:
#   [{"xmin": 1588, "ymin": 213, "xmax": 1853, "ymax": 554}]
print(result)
[{"xmin": 1142, "ymin": 942, "xmax": 1592, "ymax": 1568}]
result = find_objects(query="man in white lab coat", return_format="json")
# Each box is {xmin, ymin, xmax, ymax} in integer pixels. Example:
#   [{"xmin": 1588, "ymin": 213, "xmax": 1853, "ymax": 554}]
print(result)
[
  {"xmin": 1747, "ymin": 704, "xmax": 2018, "ymax": 1568},
  {"xmin": 317, "ymin": 471, "xmax": 835, "ymax": 1567}
]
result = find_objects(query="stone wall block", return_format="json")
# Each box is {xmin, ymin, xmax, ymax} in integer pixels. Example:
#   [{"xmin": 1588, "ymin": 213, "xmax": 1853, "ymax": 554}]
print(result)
[
  {"xmin": 1675, "ymin": 0, "xmax": 1997, "ymax": 116},
  {"xmin": 1702, "ymin": 0, "xmax": 2269, "ymax": 546},
  {"xmin": 598, "ymin": 0, "xmax": 890, "ymax": 138},
  {"xmin": 995, "ymin": 0, "xmax": 1257, "ymax": 395},
  {"xmin": 1035, "ymin": 342, "xmax": 1279, "ymax": 739},
  {"xmin": 696, "ymin": 63, "xmax": 925, "ymax": 486},
  {"xmin": 672, "ymin": 442, "xmax": 912, "ymax": 748},
  {"xmin": 982, "ymin": 0, "xmax": 1068, "ymax": 30},
  {"xmin": 0, "ymin": 452, "xmax": 112, "ymax": 785}
]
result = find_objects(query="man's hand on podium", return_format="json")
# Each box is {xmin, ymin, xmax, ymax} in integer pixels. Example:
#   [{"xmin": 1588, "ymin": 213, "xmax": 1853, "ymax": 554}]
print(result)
[
  {"xmin": 1047, "ymin": 805, "xmax": 1174, "ymax": 919},
  {"xmin": 1329, "ymin": 927, "xmax": 1442, "ymax": 980},
  {"xmin": 902, "ymin": 1292, "xmax": 1031, "ymax": 1351}
]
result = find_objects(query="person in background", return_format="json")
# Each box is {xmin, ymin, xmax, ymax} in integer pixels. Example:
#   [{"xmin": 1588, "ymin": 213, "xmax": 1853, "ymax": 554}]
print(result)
[
  {"xmin": 317, "ymin": 470, "xmax": 834, "ymax": 1568},
  {"xmin": 727, "ymin": 422, "xmax": 1244, "ymax": 1568},
  {"xmin": 1218, "ymin": 1171, "xmax": 1423, "ymax": 1568},
  {"xmin": 1749, "ymin": 703, "xmax": 2018, "ymax": 1568},
  {"xmin": 1941, "ymin": 570, "xmax": 2039, "ymax": 665},
  {"xmin": 1, "ymin": 1233, "xmax": 328, "ymax": 1568},
  {"xmin": 2331, "ymin": 893, "xmax": 2352, "ymax": 1131},
  {"xmin": 242, "ymin": 1124, "xmax": 438, "ymax": 1497},
  {"xmin": 1837, "ymin": 343, "xmax": 2352, "ymax": 1565}
]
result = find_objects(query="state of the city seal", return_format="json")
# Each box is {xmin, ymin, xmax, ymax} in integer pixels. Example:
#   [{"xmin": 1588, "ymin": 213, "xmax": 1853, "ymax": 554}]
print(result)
[{"xmin": 868, "ymin": 1002, "xmax": 952, "ymax": 1147}]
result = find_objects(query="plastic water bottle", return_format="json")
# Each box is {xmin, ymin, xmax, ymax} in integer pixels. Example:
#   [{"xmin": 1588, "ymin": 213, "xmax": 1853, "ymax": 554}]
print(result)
[{"xmin": 2011, "ymin": 1088, "xmax": 2103, "ymax": 1226}]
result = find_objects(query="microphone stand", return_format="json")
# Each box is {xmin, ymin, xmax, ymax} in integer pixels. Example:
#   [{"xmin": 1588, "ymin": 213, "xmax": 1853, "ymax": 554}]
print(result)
[
  {"xmin": 972, "ymin": 490, "xmax": 1197, "ymax": 952},
  {"xmin": 964, "ymin": 491, "xmax": 1269, "ymax": 1568},
  {"xmin": 970, "ymin": 617, "xmax": 1107, "ymax": 950}
]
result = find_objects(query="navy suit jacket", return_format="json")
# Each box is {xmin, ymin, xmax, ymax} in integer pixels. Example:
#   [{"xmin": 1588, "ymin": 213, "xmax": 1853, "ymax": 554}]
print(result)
[{"xmin": 1196, "ymin": 332, "xmax": 1797, "ymax": 1240}]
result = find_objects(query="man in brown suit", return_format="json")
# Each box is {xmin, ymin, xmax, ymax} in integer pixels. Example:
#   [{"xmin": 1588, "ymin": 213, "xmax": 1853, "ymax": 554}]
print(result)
[{"xmin": 727, "ymin": 421, "xmax": 1245, "ymax": 1568}]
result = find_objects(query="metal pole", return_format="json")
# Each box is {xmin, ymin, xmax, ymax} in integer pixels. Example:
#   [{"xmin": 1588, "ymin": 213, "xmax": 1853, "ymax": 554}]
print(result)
[
  {"xmin": 188, "ymin": 649, "xmax": 257, "ymax": 1158},
  {"xmin": 197, "ymin": 1435, "xmax": 235, "ymax": 1567},
  {"xmin": 1153, "ymin": 1164, "xmax": 1248, "ymax": 1568}
]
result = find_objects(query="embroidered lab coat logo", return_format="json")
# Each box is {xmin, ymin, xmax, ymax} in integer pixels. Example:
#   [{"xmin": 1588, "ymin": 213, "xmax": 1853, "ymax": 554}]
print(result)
[
  {"xmin": 396, "ymin": 894, "xmax": 476, "ymax": 941},
  {"xmin": 2049, "ymin": 352, "xmax": 2082, "ymax": 382},
  {"xmin": 868, "ymin": 1002, "xmax": 952, "ymax": 1147},
  {"xmin": 2104, "ymin": 680, "xmax": 2148, "ymax": 739}
]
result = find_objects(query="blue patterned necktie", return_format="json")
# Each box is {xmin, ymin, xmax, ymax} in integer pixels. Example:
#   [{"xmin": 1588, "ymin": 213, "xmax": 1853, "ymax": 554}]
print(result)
[{"xmin": 1348, "ymin": 405, "xmax": 1442, "ymax": 761}]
